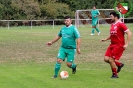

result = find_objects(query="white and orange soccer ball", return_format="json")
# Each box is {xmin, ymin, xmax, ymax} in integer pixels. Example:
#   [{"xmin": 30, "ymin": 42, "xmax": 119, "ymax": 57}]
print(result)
[{"xmin": 60, "ymin": 71, "xmax": 69, "ymax": 79}]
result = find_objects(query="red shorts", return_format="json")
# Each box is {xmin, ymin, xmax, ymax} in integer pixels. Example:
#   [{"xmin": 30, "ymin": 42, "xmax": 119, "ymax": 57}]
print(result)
[{"xmin": 105, "ymin": 44, "xmax": 125, "ymax": 60}]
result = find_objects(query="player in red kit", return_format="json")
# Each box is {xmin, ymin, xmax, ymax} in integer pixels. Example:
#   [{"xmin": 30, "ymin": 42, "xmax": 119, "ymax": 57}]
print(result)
[{"xmin": 100, "ymin": 11, "xmax": 132, "ymax": 78}]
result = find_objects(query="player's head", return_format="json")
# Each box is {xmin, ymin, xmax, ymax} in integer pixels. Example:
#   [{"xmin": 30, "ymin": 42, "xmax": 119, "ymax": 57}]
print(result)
[
  {"xmin": 110, "ymin": 11, "xmax": 120, "ymax": 22},
  {"xmin": 64, "ymin": 16, "xmax": 72, "ymax": 27},
  {"xmin": 93, "ymin": 5, "xmax": 96, "ymax": 9}
]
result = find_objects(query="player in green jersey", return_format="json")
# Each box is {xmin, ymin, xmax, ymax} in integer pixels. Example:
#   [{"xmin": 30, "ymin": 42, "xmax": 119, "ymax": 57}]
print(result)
[
  {"xmin": 47, "ymin": 16, "xmax": 81, "ymax": 78},
  {"xmin": 90, "ymin": 6, "xmax": 100, "ymax": 36}
]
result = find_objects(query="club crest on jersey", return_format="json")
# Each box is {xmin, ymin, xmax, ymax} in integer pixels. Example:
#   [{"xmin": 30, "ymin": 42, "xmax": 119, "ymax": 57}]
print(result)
[
  {"xmin": 114, "ymin": 26, "xmax": 117, "ymax": 29},
  {"xmin": 110, "ymin": 26, "xmax": 117, "ymax": 35},
  {"xmin": 62, "ymin": 32, "xmax": 72, "ymax": 38}
]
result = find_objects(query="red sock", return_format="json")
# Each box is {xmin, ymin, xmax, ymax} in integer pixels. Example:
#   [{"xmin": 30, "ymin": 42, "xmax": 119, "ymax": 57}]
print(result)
[
  {"xmin": 115, "ymin": 61, "xmax": 121, "ymax": 66},
  {"xmin": 112, "ymin": 68, "xmax": 117, "ymax": 76}
]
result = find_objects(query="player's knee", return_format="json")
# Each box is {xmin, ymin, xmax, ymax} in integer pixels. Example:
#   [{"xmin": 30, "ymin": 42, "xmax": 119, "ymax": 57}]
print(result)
[
  {"xmin": 108, "ymin": 58, "xmax": 114, "ymax": 63},
  {"xmin": 57, "ymin": 58, "xmax": 63, "ymax": 64},
  {"xmin": 104, "ymin": 59, "xmax": 109, "ymax": 63},
  {"xmin": 66, "ymin": 62, "xmax": 71, "ymax": 68},
  {"xmin": 104, "ymin": 56, "xmax": 109, "ymax": 63}
]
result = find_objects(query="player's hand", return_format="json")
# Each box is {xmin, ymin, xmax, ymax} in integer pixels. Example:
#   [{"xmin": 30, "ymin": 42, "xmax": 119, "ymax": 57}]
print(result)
[
  {"xmin": 100, "ymin": 39, "xmax": 106, "ymax": 42},
  {"xmin": 123, "ymin": 44, "xmax": 128, "ymax": 49},
  {"xmin": 77, "ymin": 48, "xmax": 81, "ymax": 54},
  {"xmin": 47, "ymin": 42, "xmax": 52, "ymax": 46}
]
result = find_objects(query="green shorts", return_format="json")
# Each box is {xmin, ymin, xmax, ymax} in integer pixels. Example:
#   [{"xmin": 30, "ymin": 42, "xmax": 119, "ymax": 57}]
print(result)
[
  {"xmin": 92, "ymin": 19, "xmax": 98, "ymax": 26},
  {"xmin": 57, "ymin": 47, "xmax": 76, "ymax": 62}
]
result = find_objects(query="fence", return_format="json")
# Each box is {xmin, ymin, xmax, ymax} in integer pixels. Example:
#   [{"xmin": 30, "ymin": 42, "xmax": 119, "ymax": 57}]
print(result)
[{"xmin": 0, "ymin": 18, "xmax": 133, "ymax": 30}]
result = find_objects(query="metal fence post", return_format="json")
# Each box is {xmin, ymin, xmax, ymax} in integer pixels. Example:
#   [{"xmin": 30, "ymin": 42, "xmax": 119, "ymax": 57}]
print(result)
[
  {"xmin": 31, "ymin": 21, "xmax": 32, "ymax": 29},
  {"xmin": 7, "ymin": 21, "xmax": 9, "ymax": 30},
  {"xmin": 53, "ymin": 20, "xmax": 54, "ymax": 29}
]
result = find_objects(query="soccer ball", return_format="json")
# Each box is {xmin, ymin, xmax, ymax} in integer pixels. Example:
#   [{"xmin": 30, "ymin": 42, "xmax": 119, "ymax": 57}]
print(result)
[{"xmin": 60, "ymin": 71, "xmax": 69, "ymax": 79}]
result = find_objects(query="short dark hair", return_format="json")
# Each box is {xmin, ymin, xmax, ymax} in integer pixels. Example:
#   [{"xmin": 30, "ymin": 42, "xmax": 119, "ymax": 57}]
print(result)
[
  {"xmin": 93, "ymin": 5, "xmax": 96, "ymax": 7},
  {"xmin": 64, "ymin": 16, "xmax": 71, "ymax": 19},
  {"xmin": 110, "ymin": 11, "xmax": 120, "ymax": 19}
]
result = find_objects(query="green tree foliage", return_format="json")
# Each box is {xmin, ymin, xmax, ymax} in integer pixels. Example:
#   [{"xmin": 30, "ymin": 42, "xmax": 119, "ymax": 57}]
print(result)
[
  {"xmin": 12, "ymin": 0, "xmax": 41, "ymax": 20},
  {"xmin": 0, "ymin": 0, "xmax": 15, "ymax": 20},
  {"xmin": 35, "ymin": 0, "xmax": 58, "ymax": 5},
  {"xmin": 40, "ymin": 2, "xmax": 74, "ymax": 19},
  {"xmin": 59, "ymin": 0, "xmax": 115, "ymax": 10},
  {"xmin": 0, "ymin": 0, "xmax": 132, "ymax": 20}
]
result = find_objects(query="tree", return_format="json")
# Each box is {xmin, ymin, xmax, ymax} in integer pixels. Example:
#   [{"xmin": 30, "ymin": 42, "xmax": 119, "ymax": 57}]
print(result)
[
  {"xmin": 40, "ymin": 2, "xmax": 74, "ymax": 19},
  {"xmin": 0, "ymin": 0, "xmax": 14, "ymax": 20},
  {"xmin": 34, "ymin": 0, "xmax": 58, "ymax": 4},
  {"xmin": 12, "ymin": 0, "xmax": 41, "ymax": 20},
  {"xmin": 59, "ymin": 0, "xmax": 115, "ymax": 10},
  {"xmin": 0, "ymin": 0, "xmax": 132, "ymax": 20}
]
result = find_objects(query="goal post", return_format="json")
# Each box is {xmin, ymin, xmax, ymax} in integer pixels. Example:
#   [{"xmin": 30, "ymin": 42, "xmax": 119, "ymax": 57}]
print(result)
[{"xmin": 75, "ymin": 9, "xmax": 116, "ymax": 28}]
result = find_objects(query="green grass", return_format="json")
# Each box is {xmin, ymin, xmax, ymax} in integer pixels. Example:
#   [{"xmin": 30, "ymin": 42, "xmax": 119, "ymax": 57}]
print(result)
[{"xmin": 0, "ymin": 24, "xmax": 133, "ymax": 88}]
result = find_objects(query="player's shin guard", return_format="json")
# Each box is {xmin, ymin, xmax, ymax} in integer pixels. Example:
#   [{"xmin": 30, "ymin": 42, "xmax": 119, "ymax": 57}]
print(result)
[{"xmin": 54, "ymin": 62, "xmax": 61, "ymax": 76}]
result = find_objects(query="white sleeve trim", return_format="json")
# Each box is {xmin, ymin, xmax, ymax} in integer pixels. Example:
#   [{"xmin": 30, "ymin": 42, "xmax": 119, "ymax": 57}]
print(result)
[{"xmin": 124, "ymin": 29, "xmax": 129, "ymax": 32}]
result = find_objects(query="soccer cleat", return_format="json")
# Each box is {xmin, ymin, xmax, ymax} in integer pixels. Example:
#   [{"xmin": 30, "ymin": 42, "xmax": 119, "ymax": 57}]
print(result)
[
  {"xmin": 52, "ymin": 75, "xmax": 57, "ymax": 78},
  {"xmin": 72, "ymin": 65, "xmax": 77, "ymax": 74},
  {"xmin": 98, "ymin": 32, "xmax": 100, "ymax": 35},
  {"xmin": 90, "ymin": 33, "xmax": 94, "ymax": 36},
  {"xmin": 117, "ymin": 63, "xmax": 124, "ymax": 73},
  {"xmin": 111, "ymin": 74, "xmax": 119, "ymax": 78}
]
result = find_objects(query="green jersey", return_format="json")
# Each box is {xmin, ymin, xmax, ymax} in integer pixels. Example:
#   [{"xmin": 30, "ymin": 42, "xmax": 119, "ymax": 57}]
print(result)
[
  {"xmin": 118, "ymin": 11, "xmax": 122, "ymax": 19},
  {"xmin": 91, "ymin": 9, "xmax": 100, "ymax": 20},
  {"xmin": 58, "ymin": 25, "xmax": 81, "ymax": 49}
]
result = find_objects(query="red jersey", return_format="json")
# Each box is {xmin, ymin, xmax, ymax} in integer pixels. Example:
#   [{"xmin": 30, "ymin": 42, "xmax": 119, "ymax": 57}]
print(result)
[{"xmin": 110, "ymin": 21, "xmax": 128, "ymax": 45}]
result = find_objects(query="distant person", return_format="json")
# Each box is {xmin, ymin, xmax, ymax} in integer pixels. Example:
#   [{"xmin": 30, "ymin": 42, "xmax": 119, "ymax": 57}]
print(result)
[
  {"xmin": 116, "ymin": 7, "xmax": 123, "ymax": 21},
  {"xmin": 90, "ymin": 5, "xmax": 100, "ymax": 36},
  {"xmin": 100, "ymin": 11, "xmax": 132, "ymax": 78},
  {"xmin": 47, "ymin": 16, "xmax": 81, "ymax": 78}
]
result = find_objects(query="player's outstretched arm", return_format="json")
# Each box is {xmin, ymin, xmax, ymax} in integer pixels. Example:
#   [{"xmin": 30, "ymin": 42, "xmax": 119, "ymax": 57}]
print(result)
[
  {"xmin": 123, "ymin": 30, "xmax": 132, "ymax": 49},
  {"xmin": 47, "ymin": 36, "xmax": 61, "ymax": 46},
  {"xmin": 76, "ymin": 38, "xmax": 81, "ymax": 54},
  {"xmin": 100, "ymin": 35, "xmax": 110, "ymax": 42}
]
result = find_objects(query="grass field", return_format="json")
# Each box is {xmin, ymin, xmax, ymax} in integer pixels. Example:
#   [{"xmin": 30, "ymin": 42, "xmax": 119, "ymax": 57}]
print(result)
[{"xmin": 0, "ymin": 24, "xmax": 133, "ymax": 88}]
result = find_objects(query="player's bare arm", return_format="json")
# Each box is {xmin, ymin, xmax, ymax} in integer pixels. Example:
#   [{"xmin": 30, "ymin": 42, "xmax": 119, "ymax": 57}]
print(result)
[
  {"xmin": 89, "ymin": 14, "xmax": 92, "ymax": 18},
  {"xmin": 47, "ymin": 36, "xmax": 61, "ymax": 46},
  {"xmin": 76, "ymin": 38, "xmax": 81, "ymax": 54},
  {"xmin": 100, "ymin": 35, "xmax": 111, "ymax": 42},
  {"xmin": 123, "ymin": 30, "xmax": 132, "ymax": 49}
]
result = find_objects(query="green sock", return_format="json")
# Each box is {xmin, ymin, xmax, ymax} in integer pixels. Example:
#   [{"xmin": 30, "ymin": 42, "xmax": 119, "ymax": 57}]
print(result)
[
  {"xmin": 92, "ymin": 28, "xmax": 95, "ymax": 34},
  {"xmin": 54, "ymin": 62, "xmax": 61, "ymax": 76},
  {"xmin": 71, "ymin": 63, "xmax": 76, "ymax": 68},
  {"xmin": 95, "ymin": 28, "xmax": 100, "ymax": 32}
]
